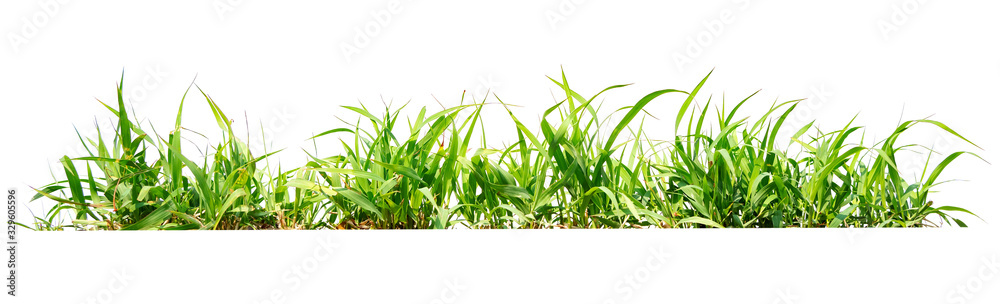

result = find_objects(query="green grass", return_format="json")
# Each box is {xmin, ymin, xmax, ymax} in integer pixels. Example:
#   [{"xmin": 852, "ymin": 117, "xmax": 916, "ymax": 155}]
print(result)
[{"xmin": 26, "ymin": 70, "xmax": 985, "ymax": 230}]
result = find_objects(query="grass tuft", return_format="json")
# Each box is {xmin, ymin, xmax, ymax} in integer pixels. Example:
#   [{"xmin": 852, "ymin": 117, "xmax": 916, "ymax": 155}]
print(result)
[{"xmin": 26, "ymin": 70, "xmax": 985, "ymax": 230}]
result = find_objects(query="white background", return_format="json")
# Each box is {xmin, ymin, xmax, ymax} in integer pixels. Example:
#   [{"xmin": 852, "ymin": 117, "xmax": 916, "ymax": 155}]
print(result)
[{"xmin": 2, "ymin": 0, "xmax": 999, "ymax": 303}]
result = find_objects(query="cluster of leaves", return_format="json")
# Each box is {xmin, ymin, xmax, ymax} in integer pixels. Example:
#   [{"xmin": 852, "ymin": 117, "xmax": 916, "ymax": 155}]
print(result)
[{"xmin": 27, "ymin": 71, "xmax": 984, "ymax": 230}]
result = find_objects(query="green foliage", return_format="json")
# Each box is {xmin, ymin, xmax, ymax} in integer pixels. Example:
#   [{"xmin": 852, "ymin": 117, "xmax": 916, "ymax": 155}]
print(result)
[{"xmin": 27, "ymin": 70, "xmax": 984, "ymax": 230}]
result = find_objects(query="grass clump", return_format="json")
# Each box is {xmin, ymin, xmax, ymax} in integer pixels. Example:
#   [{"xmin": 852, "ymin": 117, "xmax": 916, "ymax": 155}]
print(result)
[{"xmin": 26, "ymin": 70, "xmax": 984, "ymax": 230}]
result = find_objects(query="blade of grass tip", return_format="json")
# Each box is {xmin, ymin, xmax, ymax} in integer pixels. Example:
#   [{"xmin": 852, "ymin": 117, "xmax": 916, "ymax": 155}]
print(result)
[
  {"xmin": 342, "ymin": 105, "xmax": 384, "ymax": 130},
  {"xmin": 934, "ymin": 205, "xmax": 984, "ymax": 222},
  {"xmin": 716, "ymin": 94, "xmax": 727, "ymax": 127},
  {"xmin": 31, "ymin": 186, "xmax": 102, "ymax": 208},
  {"xmin": 309, "ymin": 128, "xmax": 355, "ymax": 140},
  {"xmin": 723, "ymin": 90, "xmax": 759, "ymax": 126},
  {"xmin": 765, "ymin": 102, "xmax": 800, "ymax": 152},
  {"xmin": 675, "ymin": 69, "xmax": 713, "ymax": 133},
  {"xmin": 914, "ymin": 119, "xmax": 983, "ymax": 150},
  {"xmin": 791, "ymin": 121, "xmax": 815, "ymax": 141},
  {"xmin": 72, "ymin": 125, "xmax": 95, "ymax": 157},
  {"xmin": 115, "ymin": 72, "xmax": 132, "ymax": 156},
  {"xmin": 605, "ymin": 88, "xmax": 688, "ymax": 152},
  {"xmin": 195, "ymin": 85, "xmax": 233, "ymax": 135},
  {"xmin": 497, "ymin": 97, "xmax": 545, "ymax": 152},
  {"xmin": 693, "ymin": 96, "xmax": 712, "ymax": 155},
  {"xmin": 170, "ymin": 75, "xmax": 197, "ymax": 179},
  {"xmin": 922, "ymin": 151, "xmax": 984, "ymax": 190},
  {"xmin": 560, "ymin": 66, "xmax": 575, "ymax": 114}
]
